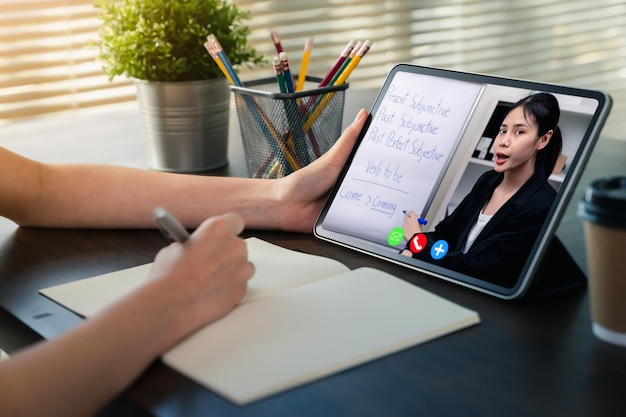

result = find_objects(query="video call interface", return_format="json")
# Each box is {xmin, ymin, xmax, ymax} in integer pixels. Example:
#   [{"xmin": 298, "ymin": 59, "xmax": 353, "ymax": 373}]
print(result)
[{"xmin": 316, "ymin": 68, "xmax": 601, "ymax": 290}]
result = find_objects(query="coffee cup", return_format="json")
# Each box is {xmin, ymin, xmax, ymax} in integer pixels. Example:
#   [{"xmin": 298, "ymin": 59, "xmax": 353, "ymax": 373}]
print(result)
[{"xmin": 578, "ymin": 176, "xmax": 626, "ymax": 347}]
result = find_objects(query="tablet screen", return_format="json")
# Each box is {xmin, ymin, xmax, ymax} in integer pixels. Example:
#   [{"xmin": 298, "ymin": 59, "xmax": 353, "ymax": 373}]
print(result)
[{"xmin": 314, "ymin": 64, "xmax": 611, "ymax": 299}]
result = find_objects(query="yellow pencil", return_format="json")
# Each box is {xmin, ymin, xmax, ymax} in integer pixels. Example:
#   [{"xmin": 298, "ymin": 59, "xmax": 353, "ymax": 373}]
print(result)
[
  {"xmin": 203, "ymin": 40, "xmax": 235, "ymax": 85},
  {"xmin": 333, "ymin": 40, "xmax": 371, "ymax": 86},
  {"xmin": 296, "ymin": 37, "xmax": 313, "ymax": 91},
  {"xmin": 207, "ymin": 36, "xmax": 299, "ymax": 172},
  {"xmin": 301, "ymin": 40, "xmax": 372, "ymax": 131}
]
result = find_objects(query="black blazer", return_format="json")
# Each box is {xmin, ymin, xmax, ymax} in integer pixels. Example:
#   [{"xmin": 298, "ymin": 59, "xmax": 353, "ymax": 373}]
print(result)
[{"xmin": 406, "ymin": 169, "xmax": 556, "ymax": 287}]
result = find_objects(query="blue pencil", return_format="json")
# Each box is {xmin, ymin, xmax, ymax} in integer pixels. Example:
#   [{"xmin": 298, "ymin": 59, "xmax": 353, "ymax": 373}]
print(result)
[
  {"xmin": 276, "ymin": 54, "xmax": 309, "ymax": 166},
  {"xmin": 279, "ymin": 52, "xmax": 295, "ymax": 93},
  {"xmin": 206, "ymin": 35, "xmax": 242, "ymax": 86}
]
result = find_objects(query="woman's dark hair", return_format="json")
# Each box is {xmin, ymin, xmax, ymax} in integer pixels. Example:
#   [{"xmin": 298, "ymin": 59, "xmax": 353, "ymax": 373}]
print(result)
[{"xmin": 507, "ymin": 92, "xmax": 563, "ymax": 179}]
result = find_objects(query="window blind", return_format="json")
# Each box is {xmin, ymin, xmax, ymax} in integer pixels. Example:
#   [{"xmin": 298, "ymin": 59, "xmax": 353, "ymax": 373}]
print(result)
[
  {"xmin": 0, "ymin": 0, "xmax": 135, "ymax": 124},
  {"xmin": 235, "ymin": 0, "xmax": 626, "ymax": 138},
  {"xmin": 1, "ymin": 0, "xmax": 625, "ymax": 138}
]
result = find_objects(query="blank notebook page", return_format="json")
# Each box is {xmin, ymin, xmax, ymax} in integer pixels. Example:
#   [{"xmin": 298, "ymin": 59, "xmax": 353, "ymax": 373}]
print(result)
[{"xmin": 163, "ymin": 267, "xmax": 480, "ymax": 405}]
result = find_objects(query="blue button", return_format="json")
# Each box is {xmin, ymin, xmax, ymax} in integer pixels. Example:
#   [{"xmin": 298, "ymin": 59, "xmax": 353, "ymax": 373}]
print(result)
[{"xmin": 430, "ymin": 240, "xmax": 448, "ymax": 260}]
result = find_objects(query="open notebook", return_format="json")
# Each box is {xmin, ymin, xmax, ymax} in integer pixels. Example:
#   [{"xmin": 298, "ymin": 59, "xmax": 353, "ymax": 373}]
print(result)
[{"xmin": 40, "ymin": 237, "xmax": 480, "ymax": 405}]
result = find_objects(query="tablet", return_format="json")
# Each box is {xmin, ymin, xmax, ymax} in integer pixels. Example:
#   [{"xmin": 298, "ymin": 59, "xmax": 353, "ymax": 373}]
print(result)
[{"xmin": 314, "ymin": 64, "xmax": 612, "ymax": 299}]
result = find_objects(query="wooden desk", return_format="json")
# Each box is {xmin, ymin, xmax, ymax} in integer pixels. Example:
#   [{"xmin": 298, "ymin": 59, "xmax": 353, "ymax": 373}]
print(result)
[{"xmin": 1, "ymin": 91, "xmax": 625, "ymax": 417}]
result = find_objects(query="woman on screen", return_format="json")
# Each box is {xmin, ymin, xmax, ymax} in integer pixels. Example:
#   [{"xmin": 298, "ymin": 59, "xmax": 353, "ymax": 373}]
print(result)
[{"xmin": 400, "ymin": 93, "xmax": 562, "ymax": 287}]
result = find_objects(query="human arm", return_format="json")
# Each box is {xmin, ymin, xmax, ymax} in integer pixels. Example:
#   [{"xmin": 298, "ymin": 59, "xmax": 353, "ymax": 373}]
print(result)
[
  {"xmin": 0, "ymin": 109, "xmax": 368, "ymax": 232},
  {"xmin": 0, "ymin": 213, "xmax": 254, "ymax": 417}
]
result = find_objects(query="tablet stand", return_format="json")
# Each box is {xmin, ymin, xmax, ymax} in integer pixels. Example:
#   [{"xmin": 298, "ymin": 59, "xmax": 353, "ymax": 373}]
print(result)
[{"xmin": 524, "ymin": 236, "xmax": 587, "ymax": 298}]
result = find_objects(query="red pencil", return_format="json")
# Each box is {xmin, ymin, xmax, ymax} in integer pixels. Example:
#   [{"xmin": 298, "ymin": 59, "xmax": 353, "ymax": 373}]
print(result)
[
  {"xmin": 270, "ymin": 29, "xmax": 284, "ymax": 54},
  {"xmin": 318, "ymin": 40, "xmax": 355, "ymax": 87}
]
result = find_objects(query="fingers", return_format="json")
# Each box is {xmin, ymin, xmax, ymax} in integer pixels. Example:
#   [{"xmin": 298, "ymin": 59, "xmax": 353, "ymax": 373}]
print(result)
[
  {"xmin": 338, "ymin": 108, "xmax": 369, "ymax": 141},
  {"xmin": 402, "ymin": 211, "xmax": 423, "ymax": 240},
  {"xmin": 269, "ymin": 109, "xmax": 370, "ymax": 233},
  {"xmin": 192, "ymin": 213, "xmax": 252, "ymax": 283},
  {"xmin": 217, "ymin": 212, "xmax": 245, "ymax": 236},
  {"xmin": 322, "ymin": 108, "xmax": 368, "ymax": 163},
  {"xmin": 350, "ymin": 108, "xmax": 369, "ymax": 129},
  {"xmin": 193, "ymin": 213, "xmax": 252, "ymax": 276},
  {"xmin": 309, "ymin": 108, "xmax": 369, "ymax": 185},
  {"xmin": 338, "ymin": 108, "xmax": 369, "ymax": 147},
  {"xmin": 194, "ymin": 212, "xmax": 245, "ymax": 237},
  {"xmin": 162, "ymin": 213, "xmax": 253, "ymax": 325},
  {"xmin": 289, "ymin": 108, "xmax": 368, "ymax": 184}
]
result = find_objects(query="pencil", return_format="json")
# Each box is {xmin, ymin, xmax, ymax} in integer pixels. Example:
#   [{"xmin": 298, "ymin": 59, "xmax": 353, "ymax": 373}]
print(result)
[
  {"xmin": 302, "ymin": 40, "xmax": 372, "ymax": 133},
  {"xmin": 272, "ymin": 56, "xmax": 307, "ymax": 168},
  {"xmin": 270, "ymin": 29, "xmax": 284, "ymax": 54},
  {"xmin": 329, "ymin": 40, "xmax": 361, "ymax": 86},
  {"xmin": 206, "ymin": 34, "xmax": 242, "ymax": 86},
  {"xmin": 280, "ymin": 52, "xmax": 310, "ymax": 165},
  {"xmin": 203, "ymin": 40, "xmax": 235, "ymax": 85},
  {"xmin": 296, "ymin": 37, "xmax": 313, "ymax": 92},
  {"xmin": 205, "ymin": 39, "xmax": 297, "ymax": 174},
  {"xmin": 318, "ymin": 40, "xmax": 355, "ymax": 87},
  {"xmin": 298, "ymin": 40, "xmax": 355, "ymax": 124},
  {"xmin": 333, "ymin": 40, "xmax": 371, "ymax": 86},
  {"xmin": 253, "ymin": 101, "xmax": 301, "ymax": 173},
  {"xmin": 272, "ymin": 56, "xmax": 287, "ymax": 93},
  {"xmin": 279, "ymin": 52, "xmax": 295, "ymax": 94}
]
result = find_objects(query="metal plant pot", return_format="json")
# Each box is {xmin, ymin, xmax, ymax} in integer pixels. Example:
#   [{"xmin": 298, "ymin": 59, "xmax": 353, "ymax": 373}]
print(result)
[{"xmin": 134, "ymin": 78, "xmax": 230, "ymax": 172}]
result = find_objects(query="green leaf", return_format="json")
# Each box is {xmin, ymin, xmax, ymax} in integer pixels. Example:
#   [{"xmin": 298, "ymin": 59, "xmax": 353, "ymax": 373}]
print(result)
[{"xmin": 94, "ymin": 0, "xmax": 266, "ymax": 82}]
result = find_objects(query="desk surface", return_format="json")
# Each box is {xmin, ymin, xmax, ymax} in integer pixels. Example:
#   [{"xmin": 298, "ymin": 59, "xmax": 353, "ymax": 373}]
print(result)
[{"xmin": 1, "ymin": 90, "xmax": 625, "ymax": 417}]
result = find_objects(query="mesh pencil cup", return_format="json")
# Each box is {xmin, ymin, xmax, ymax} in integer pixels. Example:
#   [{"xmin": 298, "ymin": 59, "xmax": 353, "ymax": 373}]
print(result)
[{"xmin": 231, "ymin": 76, "xmax": 348, "ymax": 178}]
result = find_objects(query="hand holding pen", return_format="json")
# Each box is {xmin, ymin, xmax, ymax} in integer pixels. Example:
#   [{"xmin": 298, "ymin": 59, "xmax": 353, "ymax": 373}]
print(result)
[
  {"xmin": 154, "ymin": 206, "xmax": 190, "ymax": 243},
  {"xmin": 150, "ymin": 207, "xmax": 255, "ymax": 334},
  {"xmin": 402, "ymin": 210, "xmax": 427, "ymax": 239}
]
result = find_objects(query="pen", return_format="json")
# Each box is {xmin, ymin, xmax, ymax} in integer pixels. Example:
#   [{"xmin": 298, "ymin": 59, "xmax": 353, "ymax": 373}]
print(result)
[
  {"xmin": 153, "ymin": 206, "xmax": 190, "ymax": 243},
  {"xmin": 402, "ymin": 210, "xmax": 428, "ymax": 225}
]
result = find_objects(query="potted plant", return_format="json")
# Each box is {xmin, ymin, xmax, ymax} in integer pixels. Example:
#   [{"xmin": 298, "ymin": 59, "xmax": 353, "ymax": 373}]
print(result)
[{"xmin": 95, "ymin": 0, "xmax": 264, "ymax": 172}]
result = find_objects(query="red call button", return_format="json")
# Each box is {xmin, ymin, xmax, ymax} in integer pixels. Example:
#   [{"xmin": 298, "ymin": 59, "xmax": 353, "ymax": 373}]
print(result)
[{"xmin": 409, "ymin": 233, "xmax": 427, "ymax": 253}]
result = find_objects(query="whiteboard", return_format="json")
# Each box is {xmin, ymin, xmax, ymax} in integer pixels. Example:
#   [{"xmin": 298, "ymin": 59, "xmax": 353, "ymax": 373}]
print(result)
[{"xmin": 322, "ymin": 71, "xmax": 484, "ymax": 245}]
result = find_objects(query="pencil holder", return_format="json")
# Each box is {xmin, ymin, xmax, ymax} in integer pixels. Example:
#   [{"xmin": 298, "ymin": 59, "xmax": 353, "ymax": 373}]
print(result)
[{"xmin": 231, "ymin": 76, "xmax": 348, "ymax": 178}]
